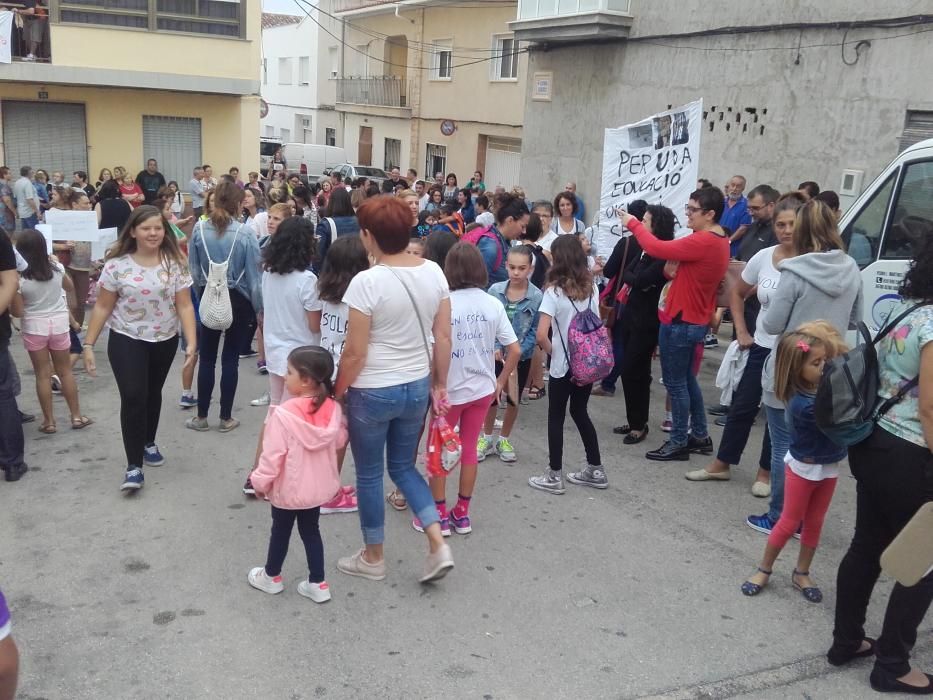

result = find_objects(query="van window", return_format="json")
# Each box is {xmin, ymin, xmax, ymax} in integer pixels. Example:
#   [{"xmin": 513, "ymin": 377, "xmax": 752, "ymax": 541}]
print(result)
[
  {"xmin": 844, "ymin": 171, "xmax": 894, "ymax": 268},
  {"xmin": 260, "ymin": 141, "xmax": 281, "ymax": 157},
  {"xmin": 882, "ymin": 160, "xmax": 933, "ymax": 260}
]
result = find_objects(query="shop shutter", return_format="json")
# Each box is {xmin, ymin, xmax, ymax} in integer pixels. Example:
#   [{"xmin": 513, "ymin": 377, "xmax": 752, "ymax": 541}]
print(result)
[
  {"xmin": 142, "ymin": 115, "xmax": 202, "ymax": 186},
  {"xmin": 899, "ymin": 111, "xmax": 933, "ymax": 153},
  {"xmin": 2, "ymin": 101, "xmax": 87, "ymax": 176},
  {"xmin": 484, "ymin": 137, "xmax": 522, "ymax": 190}
]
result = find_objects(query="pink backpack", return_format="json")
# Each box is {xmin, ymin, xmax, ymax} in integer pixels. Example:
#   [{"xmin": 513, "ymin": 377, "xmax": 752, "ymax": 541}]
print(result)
[
  {"xmin": 555, "ymin": 295, "xmax": 614, "ymax": 386},
  {"xmin": 462, "ymin": 225, "xmax": 504, "ymax": 271}
]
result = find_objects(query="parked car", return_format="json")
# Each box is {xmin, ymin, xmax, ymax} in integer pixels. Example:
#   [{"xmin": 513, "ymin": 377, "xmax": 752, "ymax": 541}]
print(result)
[
  {"xmin": 260, "ymin": 137, "xmax": 283, "ymax": 178},
  {"xmin": 326, "ymin": 163, "xmax": 388, "ymax": 186},
  {"xmin": 280, "ymin": 143, "xmax": 348, "ymax": 183}
]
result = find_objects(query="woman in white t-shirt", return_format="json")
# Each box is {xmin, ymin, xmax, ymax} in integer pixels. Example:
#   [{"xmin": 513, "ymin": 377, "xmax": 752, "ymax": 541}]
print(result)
[
  {"xmin": 419, "ymin": 243, "xmax": 519, "ymax": 536},
  {"xmin": 528, "ymin": 235, "xmax": 606, "ymax": 495},
  {"xmin": 334, "ymin": 195, "xmax": 455, "ymax": 584},
  {"xmin": 686, "ymin": 196, "xmax": 802, "ymax": 492},
  {"xmin": 541, "ymin": 191, "xmax": 585, "ymax": 253}
]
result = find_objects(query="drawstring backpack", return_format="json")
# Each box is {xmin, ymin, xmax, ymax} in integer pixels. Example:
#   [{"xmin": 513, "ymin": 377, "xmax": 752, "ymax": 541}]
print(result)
[
  {"xmin": 554, "ymin": 293, "xmax": 614, "ymax": 386},
  {"xmin": 197, "ymin": 220, "xmax": 244, "ymax": 331}
]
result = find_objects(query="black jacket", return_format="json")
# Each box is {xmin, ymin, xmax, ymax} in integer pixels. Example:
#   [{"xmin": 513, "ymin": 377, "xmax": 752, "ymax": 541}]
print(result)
[{"xmin": 620, "ymin": 252, "xmax": 667, "ymax": 330}]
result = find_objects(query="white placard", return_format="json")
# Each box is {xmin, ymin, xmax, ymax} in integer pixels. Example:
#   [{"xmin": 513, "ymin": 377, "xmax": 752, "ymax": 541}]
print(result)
[
  {"xmin": 0, "ymin": 11, "xmax": 12, "ymax": 65},
  {"xmin": 91, "ymin": 228, "xmax": 118, "ymax": 261},
  {"xmin": 595, "ymin": 100, "xmax": 703, "ymax": 256},
  {"xmin": 43, "ymin": 209, "xmax": 102, "ymax": 242},
  {"xmin": 35, "ymin": 224, "xmax": 53, "ymax": 255}
]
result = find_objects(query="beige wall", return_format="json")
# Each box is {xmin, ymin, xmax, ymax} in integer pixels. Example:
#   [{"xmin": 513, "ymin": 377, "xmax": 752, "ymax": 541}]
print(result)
[
  {"xmin": 49, "ymin": 3, "xmax": 260, "ymax": 82},
  {"xmin": 339, "ymin": 3, "xmax": 524, "ymax": 180},
  {"xmin": 0, "ymin": 83, "xmax": 259, "ymax": 177}
]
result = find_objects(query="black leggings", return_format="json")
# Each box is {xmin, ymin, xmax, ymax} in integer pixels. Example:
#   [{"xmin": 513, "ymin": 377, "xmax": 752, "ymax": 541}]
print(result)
[
  {"xmin": 265, "ymin": 505, "xmax": 324, "ymax": 583},
  {"xmin": 197, "ymin": 290, "xmax": 252, "ymax": 420},
  {"xmin": 107, "ymin": 332, "xmax": 178, "ymax": 468},
  {"xmin": 547, "ymin": 374, "xmax": 601, "ymax": 471}
]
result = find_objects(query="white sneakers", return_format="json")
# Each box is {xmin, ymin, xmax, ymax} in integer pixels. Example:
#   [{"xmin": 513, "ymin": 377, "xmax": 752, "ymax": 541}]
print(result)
[{"xmin": 248, "ymin": 567, "xmax": 331, "ymax": 603}]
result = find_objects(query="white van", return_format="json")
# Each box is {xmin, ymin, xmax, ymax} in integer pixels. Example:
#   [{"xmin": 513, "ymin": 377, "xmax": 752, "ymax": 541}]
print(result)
[
  {"xmin": 840, "ymin": 138, "xmax": 933, "ymax": 330},
  {"xmin": 280, "ymin": 143, "xmax": 348, "ymax": 183}
]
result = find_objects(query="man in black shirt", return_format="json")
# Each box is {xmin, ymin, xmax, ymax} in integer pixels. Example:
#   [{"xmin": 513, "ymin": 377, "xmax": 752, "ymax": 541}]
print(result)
[
  {"xmin": 736, "ymin": 185, "xmax": 779, "ymax": 263},
  {"xmin": 0, "ymin": 233, "xmax": 26, "ymax": 481},
  {"xmin": 135, "ymin": 159, "xmax": 167, "ymax": 205}
]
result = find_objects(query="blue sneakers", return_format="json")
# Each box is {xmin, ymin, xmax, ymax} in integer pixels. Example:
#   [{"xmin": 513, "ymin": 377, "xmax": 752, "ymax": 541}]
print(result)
[
  {"xmin": 178, "ymin": 393, "xmax": 198, "ymax": 409},
  {"xmin": 143, "ymin": 443, "xmax": 165, "ymax": 467},
  {"xmin": 121, "ymin": 467, "xmax": 144, "ymax": 491},
  {"xmin": 746, "ymin": 513, "xmax": 777, "ymax": 535}
]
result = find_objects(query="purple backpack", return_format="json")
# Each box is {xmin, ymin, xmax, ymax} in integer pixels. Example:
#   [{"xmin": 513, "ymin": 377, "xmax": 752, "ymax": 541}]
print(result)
[{"xmin": 556, "ymin": 295, "xmax": 614, "ymax": 386}]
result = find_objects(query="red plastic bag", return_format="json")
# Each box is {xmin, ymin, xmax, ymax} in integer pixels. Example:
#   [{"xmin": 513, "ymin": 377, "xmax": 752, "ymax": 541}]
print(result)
[{"xmin": 424, "ymin": 417, "xmax": 461, "ymax": 477}]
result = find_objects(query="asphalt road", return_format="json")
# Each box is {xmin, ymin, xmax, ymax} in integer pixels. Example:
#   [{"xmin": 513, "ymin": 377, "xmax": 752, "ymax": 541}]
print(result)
[{"xmin": 0, "ymin": 331, "xmax": 924, "ymax": 699}]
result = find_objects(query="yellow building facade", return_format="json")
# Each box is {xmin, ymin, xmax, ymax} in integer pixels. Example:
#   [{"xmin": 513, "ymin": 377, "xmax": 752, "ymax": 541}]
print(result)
[
  {"xmin": 333, "ymin": 0, "xmax": 525, "ymax": 189},
  {"xmin": 0, "ymin": 0, "xmax": 261, "ymax": 186}
]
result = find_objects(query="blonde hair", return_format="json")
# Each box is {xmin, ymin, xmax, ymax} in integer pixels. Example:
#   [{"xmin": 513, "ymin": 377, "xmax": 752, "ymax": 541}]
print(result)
[
  {"xmin": 113, "ymin": 166, "xmax": 128, "ymax": 182},
  {"xmin": 397, "ymin": 188, "xmax": 417, "ymax": 199},
  {"xmin": 773, "ymin": 321, "xmax": 846, "ymax": 402},
  {"xmin": 794, "ymin": 199, "xmax": 845, "ymax": 255},
  {"xmin": 267, "ymin": 202, "xmax": 292, "ymax": 218},
  {"xmin": 350, "ymin": 188, "xmax": 366, "ymax": 210}
]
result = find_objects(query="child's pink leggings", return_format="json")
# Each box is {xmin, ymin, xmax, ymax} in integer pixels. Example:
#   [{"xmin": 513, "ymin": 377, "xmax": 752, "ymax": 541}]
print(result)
[
  {"xmin": 445, "ymin": 394, "xmax": 495, "ymax": 465},
  {"xmin": 768, "ymin": 466, "xmax": 838, "ymax": 549}
]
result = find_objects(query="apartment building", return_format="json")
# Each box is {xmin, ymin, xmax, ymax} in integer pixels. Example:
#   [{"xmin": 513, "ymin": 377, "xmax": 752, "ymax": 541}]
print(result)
[
  {"xmin": 331, "ymin": 0, "xmax": 525, "ymax": 188},
  {"xmin": 260, "ymin": 5, "xmax": 342, "ymax": 147},
  {"xmin": 0, "ymin": 0, "xmax": 261, "ymax": 186}
]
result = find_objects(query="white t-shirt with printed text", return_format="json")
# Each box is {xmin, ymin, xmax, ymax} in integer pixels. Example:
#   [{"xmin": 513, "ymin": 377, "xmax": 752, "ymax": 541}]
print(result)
[
  {"xmin": 447, "ymin": 288, "xmax": 517, "ymax": 405},
  {"xmin": 741, "ymin": 244, "xmax": 783, "ymax": 349},
  {"xmin": 540, "ymin": 283, "xmax": 600, "ymax": 379}
]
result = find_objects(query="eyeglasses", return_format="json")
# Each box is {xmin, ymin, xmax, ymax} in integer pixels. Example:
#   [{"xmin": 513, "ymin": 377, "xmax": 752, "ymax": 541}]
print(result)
[
  {"xmin": 684, "ymin": 205, "xmax": 705, "ymax": 215},
  {"xmin": 748, "ymin": 204, "xmax": 770, "ymax": 213}
]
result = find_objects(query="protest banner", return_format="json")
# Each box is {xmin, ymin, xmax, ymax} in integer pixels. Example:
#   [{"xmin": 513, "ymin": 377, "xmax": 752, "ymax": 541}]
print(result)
[
  {"xmin": 35, "ymin": 224, "xmax": 53, "ymax": 255},
  {"xmin": 91, "ymin": 228, "xmax": 118, "ymax": 261},
  {"xmin": 594, "ymin": 100, "xmax": 703, "ymax": 256},
  {"xmin": 0, "ymin": 11, "xmax": 12, "ymax": 65},
  {"xmin": 44, "ymin": 209, "xmax": 101, "ymax": 241}
]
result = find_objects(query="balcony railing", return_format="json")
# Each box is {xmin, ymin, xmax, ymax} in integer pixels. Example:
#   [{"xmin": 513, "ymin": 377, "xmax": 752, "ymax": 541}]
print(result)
[
  {"xmin": 336, "ymin": 77, "xmax": 408, "ymax": 108},
  {"xmin": 518, "ymin": 0, "xmax": 631, "ymax": 20},
  {"xmin": 1, "ymin": 3, "xmax": 51, "ymax": 62}
]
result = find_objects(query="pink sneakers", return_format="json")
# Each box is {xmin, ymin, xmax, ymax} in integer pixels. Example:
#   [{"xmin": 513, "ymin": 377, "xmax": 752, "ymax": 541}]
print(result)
[{"xmin": 321, "ymin": 487, "xmax": 358, "ymax": 514}]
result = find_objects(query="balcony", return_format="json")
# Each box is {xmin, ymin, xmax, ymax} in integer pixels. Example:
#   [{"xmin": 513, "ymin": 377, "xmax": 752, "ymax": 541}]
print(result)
[
  {"xmin": 509, "ymin": 0, "xmax": 633, "ymax": 44},
  {"xmin": 1, "ymin": 3, "xmax": 51, "ymax": 62},
  {"xmin": 336, "ymin": 77, "xmax": 408, "ymax": 108}
]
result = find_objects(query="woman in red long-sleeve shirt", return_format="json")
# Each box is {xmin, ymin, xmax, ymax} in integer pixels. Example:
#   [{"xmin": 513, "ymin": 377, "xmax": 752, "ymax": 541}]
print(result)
[{"xmin": 618, "ymin": 187, "xmax": 730, "ymax": 462}]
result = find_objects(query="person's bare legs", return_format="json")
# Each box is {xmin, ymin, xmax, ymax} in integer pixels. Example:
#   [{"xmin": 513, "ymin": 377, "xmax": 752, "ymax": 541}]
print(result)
[
  {"xmin": 27, "ymin": 349, "xmax": 54, "ymax": 428},
  {"xmin": 363, "ymin": 522, "xmax": 444, "ymax": 564},
  {"xmin": 181, "ymin": 353, "xmax": 197, "ymax": 396},
  {"xmin": 458, "ymin": 464, "xmax": 478, "ymax": 499},
  {"xmin": 50, "ymin": 349, "xmax": 84, "ymax": 422},
  {"xmin": 0, "ymin": 634, "xmax": 19, "ymax": 700},
  {"xmin": 68, "ymin": 270, "xmax": 90, "ymax": 327}
]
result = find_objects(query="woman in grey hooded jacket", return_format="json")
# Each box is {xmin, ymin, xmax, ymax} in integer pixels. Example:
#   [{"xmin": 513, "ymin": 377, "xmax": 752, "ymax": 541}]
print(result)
[{"xmin": 745, "ymin": 200, "xmax": 862, "ymax": 541}]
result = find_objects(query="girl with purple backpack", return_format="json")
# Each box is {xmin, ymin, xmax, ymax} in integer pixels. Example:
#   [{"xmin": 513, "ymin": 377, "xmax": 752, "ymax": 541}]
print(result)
[{"xmin": 528, "ymin": 235, "xmax": 607, "ymax": 495}]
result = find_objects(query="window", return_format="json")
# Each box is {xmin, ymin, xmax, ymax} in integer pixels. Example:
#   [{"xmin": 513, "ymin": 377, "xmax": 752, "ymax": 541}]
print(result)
[
  {"xmin": 299, "ymin": 57, "xmax": 311, "ymax": 85},
  {"xmin": 844, "ymin": 172, "xmax": 893, "ymax": 268},
  {"xmin": 325, "ymin": 128, "xmax": 337, "ymax": 146},
  {"xmin": 425, "ymin": 143, "xmax": 447, "ymax": 180},
  {"xmin": 280, "ymin": 128, "xmax": 291, "ymax": 143},
  {"xmin": 881, "ymin": 160, "xmax": 933, "ymax": 260},
  {"xmin": 278, "ymin": 58, "xmax": 293, "ymax": 85},
  {"xmin": 265, "ymin": 125, "xmax": 275, "ymax": 137},
  {"xmin": 329, "ymin": 46, "xmax": 339, "ymax": 78},
  {"xmin": 899, "ymin": 111, "xmax": 933, "ymax": 152},
  {"xmin": 431, "ymin": 40, "xmax": 452, "ymax": 80},
  {"xmin": 384, "ymin": 138, "xmax": 401, "ymax": 171},
  {"xmin": 491, "ymin": 35, "xmax": 519, "ymax": 80},
  {"xmin": 262, "ymin": 58, "xmax": 268, "ymax": 85},
  {"xmin": 58, "ymin": 0, "xmax": 245, "ymax": 37}
]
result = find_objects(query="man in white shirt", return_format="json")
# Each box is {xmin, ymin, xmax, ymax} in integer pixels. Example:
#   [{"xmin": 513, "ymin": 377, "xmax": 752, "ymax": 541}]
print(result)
[
  {"xmin": 415, "ymin": 181, "xmax": 429, "ymax": 212},
  {"xmin": 188, "ymin": 167, "xmax": 206, "ymax": 219},
  {"xmin": 12, "ymin": 167, "xmax": 39, "ymax": 229}
]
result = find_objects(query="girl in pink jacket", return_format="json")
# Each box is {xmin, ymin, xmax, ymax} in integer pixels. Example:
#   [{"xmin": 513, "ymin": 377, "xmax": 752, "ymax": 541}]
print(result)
[{"xmin": 248, "ymin": 346, "xmax": 348, "ymax": 603}]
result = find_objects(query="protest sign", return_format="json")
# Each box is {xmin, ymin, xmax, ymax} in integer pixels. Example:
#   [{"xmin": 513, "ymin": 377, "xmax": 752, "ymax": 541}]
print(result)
[
  {"xmin": 594, "ymin": 100, "xmax": 703, "ymax": 255},
  {"xmin": 0, "ymin": 11, "xmax": 12, "ymax": 65},
  {"xmin": 35, "ymin": 225, "xmax": 53, "ymax": 255},
  {"xmin": 91, "ymin": 228, "xmax": 118, "ymax": 261},
  {"xmin": 44, "ymin": 209, "xmax": 101, "ymax": 241}
]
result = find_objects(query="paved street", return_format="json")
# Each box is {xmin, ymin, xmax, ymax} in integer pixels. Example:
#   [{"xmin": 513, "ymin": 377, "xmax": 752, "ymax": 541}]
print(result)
[{"xmin": 0, "ymin": 333, "xmax": 925, "ymax": 699}]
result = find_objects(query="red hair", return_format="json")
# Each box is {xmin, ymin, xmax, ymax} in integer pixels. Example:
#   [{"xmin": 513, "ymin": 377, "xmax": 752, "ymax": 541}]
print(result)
[{"xmin": 356, "ymin": 195, "xmax": 412, "ymax": 254}]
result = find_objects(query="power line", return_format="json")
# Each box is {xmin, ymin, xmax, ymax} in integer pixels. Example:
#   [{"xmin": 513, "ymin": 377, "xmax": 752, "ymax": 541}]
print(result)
[{"xmin": 291, "ymin": 0, "xmax": 527, "ymax": 70}]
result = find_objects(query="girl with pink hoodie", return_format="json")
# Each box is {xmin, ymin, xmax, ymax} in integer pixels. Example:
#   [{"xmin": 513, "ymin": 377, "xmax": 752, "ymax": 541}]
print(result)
[{"xmin": 248, "ymin": 346, "xmax": 348, "ymax": 603}]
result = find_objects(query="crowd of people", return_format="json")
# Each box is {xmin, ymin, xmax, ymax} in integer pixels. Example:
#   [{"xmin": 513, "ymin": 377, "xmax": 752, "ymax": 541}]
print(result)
[{"xmin": 0, "ymin": 158, "xmax": 932, "ymax": 697}]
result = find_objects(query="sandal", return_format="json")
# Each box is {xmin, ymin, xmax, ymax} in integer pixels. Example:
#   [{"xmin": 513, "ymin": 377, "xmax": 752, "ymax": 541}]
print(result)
[
  {"xmin": 386, "ymin": 489, "xmax": 407, "ymax": 511},
  {"xmin": 38, "ymin": 423, "xmax": 57, "ymax": 434},
  {"xmin": 741, "ymin": 567, "xmax": 772, "ymax": 596},
  {"xmin": 527, "ymin": 385, "xmax": 546, "ymax": 400},
  {"xmin": 792, "ymin": 569, "xmax": 823, "ymax": 603},
  {"xmin": 71, "ymin": 416, "xmax": 93, "ymax": 430}
]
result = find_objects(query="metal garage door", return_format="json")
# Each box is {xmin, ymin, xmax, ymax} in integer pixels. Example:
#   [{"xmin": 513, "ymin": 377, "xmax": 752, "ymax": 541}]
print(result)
[
  {"xmin": 2, "ymin": 101, "xmax": 87, "ymax": 176},
  {"xmin": 484, "ymin": 137, "xmax": 522, "ymax": 190},
  {"xmin": 142, "ymin": 115, "xmax": 202, "ymax": 185}
]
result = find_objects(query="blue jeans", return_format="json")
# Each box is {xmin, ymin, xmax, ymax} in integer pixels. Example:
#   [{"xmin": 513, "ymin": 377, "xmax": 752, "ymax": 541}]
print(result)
[
  {"xmin": 19, "ymin": 214, "xmax": 38, "ymax": 230},
  {"xmin": 765, "ymin": 405, "xmax": 791, "ymax": 522},
  {"xmin": 658, "ymin": 322, "xmax": 708, "ymax": 447},
  {"xmin": 717, "ymin": 344, "xmax": 769, "ymax": 465},
  {"xmin": 197, "ymin": 290, "xmax": 252, "ymax": 420},
  {"xmin": 346, "ymin": 376, "xmax": 438, "ymax": 545}
]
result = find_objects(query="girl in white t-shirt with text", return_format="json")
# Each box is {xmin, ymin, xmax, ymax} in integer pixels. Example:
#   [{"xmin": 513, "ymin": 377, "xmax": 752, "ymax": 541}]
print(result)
[
  {"xmin": 416, "ymin": 243, "xmax": 520, "ymax": 536},
  {"xmin": 308, "ymin": 234, "xmax": 371, "ymax": 514}
]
